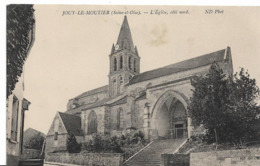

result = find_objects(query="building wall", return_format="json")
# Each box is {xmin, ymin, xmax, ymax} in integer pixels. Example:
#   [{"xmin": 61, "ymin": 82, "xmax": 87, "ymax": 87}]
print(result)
[
  {"xmin": 132, "ymin": 98, "xmax": 146, "ymax": 131},
  {"xmin": 46, "ymin": 113, "xmax": 68, "ymax": 153},
  {"xmin": 6, "ymin": 73, "xmax": 25, "ymax": 164},
  {"xmin": 109, "ymin": 103, "xmax": 128, "ymax": 136}
]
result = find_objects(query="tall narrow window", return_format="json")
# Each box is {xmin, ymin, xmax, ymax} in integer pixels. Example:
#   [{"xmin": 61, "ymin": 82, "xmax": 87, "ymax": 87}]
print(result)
[
  {"xmin": 11, "ymin": 96, "xmax": 19, "ymax": 141},
  {"xmin": 128, "ymin": 56, "xmax": 132, "ymax": 70},
  {"xmin": 113, "ymin": 79, "xmax": 117, "ymax": 96},
  {"xmin": 54, "ymin": 119, "xmax": 59, "ymax": 141},
  {"xmin": 117, "ymin": 108, "xmax": 124, "ymax": 130},
  {"xmin": 54, "ymin": 132, "xmax": 58, "ymax": 140},
  {"xmin": 114, "ymin": 57, "xmax": 117, "ymax": 71},
  {"xmin": 120, "ymin": 76, "xmax": 123, "ymax": 85},
  {"xmin": 88, "ymin": 111, "xmax": 97, "ymax": 134},
  {"xmin": 134, "ymin": 59, "xmax": 137, "ymax": 72},
  {"xmin": 120, "ymin": 56, "xmax": 123, "ymax": 69}
]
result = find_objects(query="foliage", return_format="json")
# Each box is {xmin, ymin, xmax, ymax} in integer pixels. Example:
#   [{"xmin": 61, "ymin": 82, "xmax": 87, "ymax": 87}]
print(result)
[
  {"xmin": 67, "ymin": 133, "xmax": 81, "ymax": 153},
  {"xmin": 7, "ymin": 5, "xmax": 35, "ymax": 98},
  {"xmin": 82, "ymin": 131, "xmax": 147, "ymax": 153},
  {"xmin": 189, "ymin": 63, "xmax": 260, "ymax": 145},
  {"xmin": 24, "ymin": 133, "xmax": 45, "ymax": 150}
]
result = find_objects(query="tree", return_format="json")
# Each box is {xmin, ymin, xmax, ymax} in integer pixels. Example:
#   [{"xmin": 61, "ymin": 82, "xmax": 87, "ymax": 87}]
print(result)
[
  {"xmin": 7, "ymin": 5, "xmax": 35, "ymax": 98},
  {"xmin": 227, "ymin": 68, "xmax": 260, "ymax": 144},
  {"xmin": 67, "ymin": 133, "xmax": 81, "ymax": 153},
  {"xmin": 25, "ymin": 133, "xmax": 45, "ymax": 150},
  {"xmin": 189, "ymin": 63, "xmax": 260, "ymax": 145}
]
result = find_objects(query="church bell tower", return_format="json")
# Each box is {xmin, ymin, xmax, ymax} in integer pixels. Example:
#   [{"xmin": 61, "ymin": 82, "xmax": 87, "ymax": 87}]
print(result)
[{"xmin": 108, "ymin": 16, "xmax": 140, "ymax": 97}]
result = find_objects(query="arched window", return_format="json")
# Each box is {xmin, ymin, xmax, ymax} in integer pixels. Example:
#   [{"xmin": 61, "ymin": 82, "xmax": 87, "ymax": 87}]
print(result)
[
  {"xmin": 128, "ymin": 56, "xmax": 132, "ymax": 70},
  {"xmin": 114, "ymin": 57, "xmax": 117, "ymax": 71},
  {"xmin": 120, "ymin": 56, "xmax": 123, "ymax": 69},
  {"xmin": 134, "ymin": 59, "xmax": 137, "ymax": 72},
  {"xmin": 120, "ymin": 76, "xmax": 123, "ymax": 85},
  {"xmin": 117, "ymin": 108, "xmax": 124, "ymax": 130},
  {"xmin": 113, "ymin": 79, "xmax": 117, "ymax": 96},
  {"xmin": 88, "ymin": 111, "xmax": 97, "ymax": 134}
]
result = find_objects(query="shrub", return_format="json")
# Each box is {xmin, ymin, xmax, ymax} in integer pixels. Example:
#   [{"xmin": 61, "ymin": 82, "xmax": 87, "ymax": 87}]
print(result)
[{"xmin": 67, "ymin": 133, "xmax": 81, "ymax": 153}]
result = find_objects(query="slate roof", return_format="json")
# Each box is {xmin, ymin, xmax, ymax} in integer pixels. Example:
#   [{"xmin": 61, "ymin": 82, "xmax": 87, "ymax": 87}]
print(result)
[
  {"xmin": 128, "ymin": 48, "xmax": 227, "ymax": 85},
  {"xmin": 73, "ymin": 85, "xmax": 108, "ymax": 99},
  {"xmin": 58, "ymin": 112, "xmax": 84, "ymax": 136},
  {"xmin": 82, "ymin": 95, "xmax": 127, "ymax": 110},
  {"xmin": 135, "ymin": 92, "xmax": 146, "ymax": 101}
]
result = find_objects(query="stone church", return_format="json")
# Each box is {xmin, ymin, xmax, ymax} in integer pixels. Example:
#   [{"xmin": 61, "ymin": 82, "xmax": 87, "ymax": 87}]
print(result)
[{"xmin": 46, "ymin": 16, "xmax": 233, "ymax": 153}]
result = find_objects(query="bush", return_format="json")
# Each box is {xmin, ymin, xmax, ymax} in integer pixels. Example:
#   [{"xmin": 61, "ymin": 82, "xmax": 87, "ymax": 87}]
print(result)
[
  {"xmin": 82, "ymin": 131, "xmax": 147, "ymax": 154},
  {"xmin": 24, "ymin": 133, "xmax": 45, "ymax": 150},
  {"xmin": 67, "ymin": 133, "xmax": 81, "ymax": 153}
]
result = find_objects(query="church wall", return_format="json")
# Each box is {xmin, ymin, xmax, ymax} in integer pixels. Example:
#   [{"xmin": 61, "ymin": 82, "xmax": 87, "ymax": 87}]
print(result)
[
  {"xmin": 132, "ymin": 99, "xmax": 146, "ymax": 131},
  {"xmin": 82, "ymin": 107, "xmax": 106, "ymax": 140},
  {"xmin": 109, "ymin": 103, "xmax": 128, "ymax": 136}
]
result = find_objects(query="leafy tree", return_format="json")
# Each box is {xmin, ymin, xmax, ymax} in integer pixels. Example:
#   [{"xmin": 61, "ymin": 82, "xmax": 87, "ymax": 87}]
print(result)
[
  {"xmin": 25, "ymin": 133, "xmax": 45, "ymax": 150},
  {"xmin": 227, "ymin": 68, "xmax": 260, "ymax": 144},
  {"xmin": 67, "ymin": 133, "xmax": 81, "ymax": 153},
  {"xmin": 189, "ymin": 63, "xmax": 260, "ymax": 145},
  {"xmin": 7, "ymin": 5, "xmax": 35, "ymax": 98}
]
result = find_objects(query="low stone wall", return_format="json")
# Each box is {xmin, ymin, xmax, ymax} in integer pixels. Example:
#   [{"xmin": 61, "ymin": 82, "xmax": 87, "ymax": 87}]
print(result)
[
  {"xmin": 190, "ymin": 148, "xmax": 260, "ymax": 166},
  {"xmin": 45, "ymin": 152, "xmax": 123, "ymax": 166},
  {"xmin": 161, "ymin": 153, "xmax": 190, "ymax": 166}
]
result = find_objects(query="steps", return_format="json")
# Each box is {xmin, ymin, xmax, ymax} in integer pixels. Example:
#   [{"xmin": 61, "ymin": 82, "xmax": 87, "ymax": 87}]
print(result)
[
  {"xmin": 19, "ymin": 159, "xmax": 44, "ymax": 166},
  {"xmin": 123, "ymin": 139, "xmax": 186, "ymax": 166}
]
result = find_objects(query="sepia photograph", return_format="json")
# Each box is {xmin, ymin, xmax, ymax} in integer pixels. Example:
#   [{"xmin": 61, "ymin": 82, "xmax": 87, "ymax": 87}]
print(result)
[{"xmin": 5, "ymin": 4, "xmax": 260, "ymax": 166}]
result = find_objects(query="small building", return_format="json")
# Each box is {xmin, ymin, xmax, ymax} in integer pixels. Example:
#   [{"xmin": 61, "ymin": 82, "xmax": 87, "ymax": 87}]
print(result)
[{"xmin": 46, "ymin": 112, "xmax": 84, "ymax": 153}]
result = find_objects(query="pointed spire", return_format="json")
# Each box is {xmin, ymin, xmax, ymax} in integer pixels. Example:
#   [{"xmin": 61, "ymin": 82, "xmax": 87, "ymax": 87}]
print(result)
[
  {"xmin": 116, "ymin": 16, "xmax": 135, "ymax": 52},
  {"xmin": 111, "ymin": 44, "xmax": 115, "ymax": 54}
]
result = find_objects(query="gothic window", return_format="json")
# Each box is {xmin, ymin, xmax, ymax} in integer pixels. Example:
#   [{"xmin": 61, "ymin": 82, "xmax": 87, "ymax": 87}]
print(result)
[
  {"xmin": 134, "ymin": 59, "xmax": 137, "ymax": 72},
  {"xmin": 88, "ymin": 111, "xmax": 97, "ymax": 134},
  {"xmin": 114, "ymin": 57, "xmax": 117, "ymax": 71},
  {"xmin": 11, "ymin": 95, "xmax": 19, "ymax": 141},
  {"xmin": 117, "ymin": 108, "xmax": 124, "ymax": 130},
  {"xmin": 120, "ymin": 76, "xmax": 123, "ymax": 85},
  {"xmin": 120, "ymin": 56, "xmax": 123, "ymax": 69},
  {"xmin": 128, "ymin": 56, "xmax": 132, "ymax": 70}
]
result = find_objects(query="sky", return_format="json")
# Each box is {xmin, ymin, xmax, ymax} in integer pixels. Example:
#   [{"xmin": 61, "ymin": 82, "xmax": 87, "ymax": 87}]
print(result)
[{"xmin": 22, "ymin": 5, "xmax": 260, "ymax": 134}]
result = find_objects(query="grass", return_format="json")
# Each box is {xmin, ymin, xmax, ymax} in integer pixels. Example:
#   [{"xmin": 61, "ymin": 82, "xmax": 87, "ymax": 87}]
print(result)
[{"xmin": 177, "ymin": 140, "xmax": 260, "ymax": 154}]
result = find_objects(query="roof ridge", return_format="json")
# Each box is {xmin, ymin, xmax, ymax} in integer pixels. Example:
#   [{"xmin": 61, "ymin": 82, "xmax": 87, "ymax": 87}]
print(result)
[{"xmin": 71, "ymin": 85, "xmax": 108, "ymax": 100}]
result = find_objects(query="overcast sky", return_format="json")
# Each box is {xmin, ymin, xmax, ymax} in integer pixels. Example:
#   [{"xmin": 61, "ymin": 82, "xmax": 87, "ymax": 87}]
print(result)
[{"xmin": 23, "ymin": 5, "xmax": 260, "ymax": 134}]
